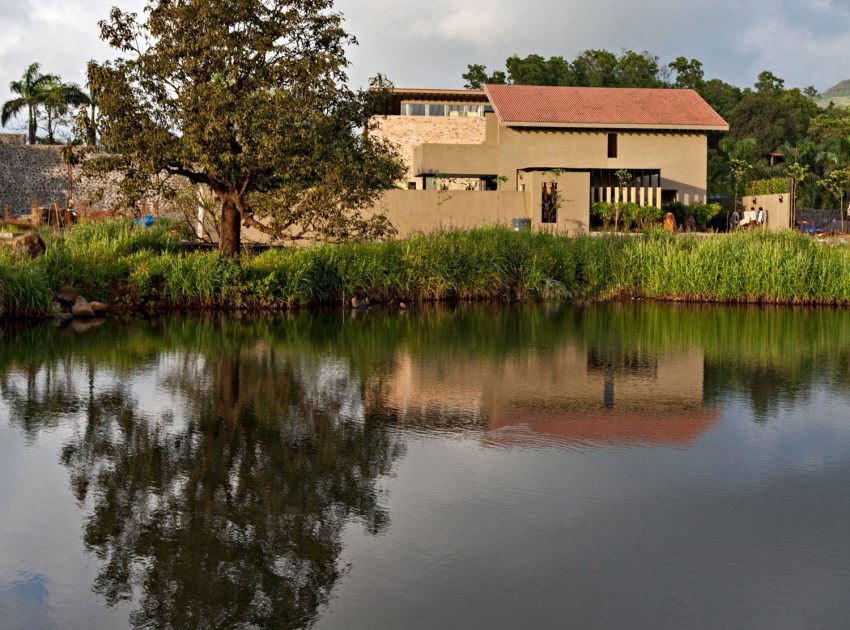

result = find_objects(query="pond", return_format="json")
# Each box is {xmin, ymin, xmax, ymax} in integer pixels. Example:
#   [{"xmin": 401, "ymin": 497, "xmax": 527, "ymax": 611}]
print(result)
[{"xmin": 2, "ymin": 304, "xmax": 850, "ymax": 629}]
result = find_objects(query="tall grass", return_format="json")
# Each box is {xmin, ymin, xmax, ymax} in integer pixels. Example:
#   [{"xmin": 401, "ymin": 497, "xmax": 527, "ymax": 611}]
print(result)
[{"xmin": 4, "ymin": 221, "xmax": 850, "ymax": 318}]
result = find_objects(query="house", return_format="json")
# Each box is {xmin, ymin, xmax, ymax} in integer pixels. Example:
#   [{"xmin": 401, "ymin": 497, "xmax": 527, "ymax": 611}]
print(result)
[{"xmin": 371, "ymin": 85, "xmax": 728, "ymax": 236}]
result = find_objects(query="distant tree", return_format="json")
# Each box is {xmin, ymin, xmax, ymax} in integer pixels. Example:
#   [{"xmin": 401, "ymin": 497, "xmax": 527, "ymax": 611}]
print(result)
[
  {"xmin": 38, "ymin": 78, "xmax": 90, "ymax": 144},
  {"xmin": 504, "ymin": 54, "xmax": 574, "ymax": 86},
  {"xmin": 615, "ymin": 51, "xmax": 663, "ymax": 88},
  {"xmin": 669, "ymin": 57, "xmax": 704, "ymax": 90},
  {"xmin": 728, "ymin": 93, "xmax": 801, "ymax": 155},
  {"xmin": 1, "ymin": 62, "xmax": 59, "ymax": 144},
  {"xmin": 73, "ymin": 61, "xmax": 101, "ymax": 147},
  {"xmin": 92, "ymin": 0, "xmax": 404, "ymax": 257},
  {"xmin": 755, "ymin": 70, "xmax": 785, "ymax": 94},
  {"xmin": 572, "ymin": 49, "xmax": 619, "ymax": 87},
  {"xmin": 804, "ymin": 85, "xmax": 820, "ymax": 100},
  {"xmin": 698, "ymin": 78, "xmax": 743, "ymax": 118},
  {"xmin": 462, "ymin": 64, "xmax": 506, "ymax": 89}
]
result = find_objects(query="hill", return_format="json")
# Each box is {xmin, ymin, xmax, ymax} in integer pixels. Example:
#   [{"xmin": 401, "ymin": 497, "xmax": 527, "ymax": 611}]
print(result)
[{"xmin": 817, "ymin": 80, "xmax": 850, "ymax": 107}]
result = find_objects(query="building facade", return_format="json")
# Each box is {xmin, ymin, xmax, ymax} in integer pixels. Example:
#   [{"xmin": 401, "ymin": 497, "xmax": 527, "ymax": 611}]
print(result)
[{"xmin": 371, "ymin": 84, "xmax": 729, "ymax": 236}]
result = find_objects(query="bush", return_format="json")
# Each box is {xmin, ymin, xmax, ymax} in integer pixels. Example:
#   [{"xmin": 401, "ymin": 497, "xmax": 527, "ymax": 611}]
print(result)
[{"xmin": 591, "ymin": 202, "xmax": 615, "ymax": 230}]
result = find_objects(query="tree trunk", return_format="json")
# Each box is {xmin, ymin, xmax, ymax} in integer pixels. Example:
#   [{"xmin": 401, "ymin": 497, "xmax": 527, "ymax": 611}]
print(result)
[
  {"xmin": 219, "ymin": 193, "xmax": 242, "ymax": 258},
  {"xmin": 88, "ymin": 103, "xmax": 97, "ymax": 147},
  {"xmin": 27, "ymin": 105, "xmax": 36, "ymax": 145}
]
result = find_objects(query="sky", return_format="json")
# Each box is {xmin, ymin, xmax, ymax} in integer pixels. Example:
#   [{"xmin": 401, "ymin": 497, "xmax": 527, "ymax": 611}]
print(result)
[{"xmin": 2, "ymin": 0, "xmax": 850, "ymax": 133}]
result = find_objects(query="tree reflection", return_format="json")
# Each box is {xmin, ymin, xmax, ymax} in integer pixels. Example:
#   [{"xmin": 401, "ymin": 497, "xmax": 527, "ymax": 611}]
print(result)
[{"xmin": 51, "ymin": 343, "xmax": 403, "ymax": 629}]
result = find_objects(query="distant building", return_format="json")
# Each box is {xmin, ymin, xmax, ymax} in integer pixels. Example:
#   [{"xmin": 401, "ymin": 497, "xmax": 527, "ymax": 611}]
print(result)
[{"xmin": 370, "ymin": 85, "xmax": 728, "ymax": 236}]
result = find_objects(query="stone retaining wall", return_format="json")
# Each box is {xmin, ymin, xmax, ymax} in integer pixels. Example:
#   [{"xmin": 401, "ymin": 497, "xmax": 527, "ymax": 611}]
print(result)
[{"xmin": 0, "ymin": 144, "xmax": 173, "ymax": 215}]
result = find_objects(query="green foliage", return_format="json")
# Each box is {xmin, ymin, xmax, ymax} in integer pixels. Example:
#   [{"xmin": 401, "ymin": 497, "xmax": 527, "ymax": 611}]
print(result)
[
  {"xmin": 591, "ymin": 202, "xmax": 616, "ymax": 230},
  {"xmin": 591, "ymin": 202, "xmax": 662, "ymax": 232},
  {"xmin": 817, "ymin": 169, "xmax": 850, "ymax": 207},
  {"xmin": 691, "ymin": 203, "xmax": 723, "ymax": 228},
  {"xmin": 0, "ymin": 261, "xmax": 53, "ymax": 317},
  {"xmin": 747, "ymin": 178, "xmax": 790, "ymax": 196},
  {"xmin": 462, "ymin": 64, "xmax": 507, "ymax": 90}
]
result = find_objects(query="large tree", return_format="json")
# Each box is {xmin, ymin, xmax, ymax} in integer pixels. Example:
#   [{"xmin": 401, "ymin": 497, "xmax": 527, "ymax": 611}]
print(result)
[
  {"xmin": 93, "ymin": 0, "xmax": 403, "ymax": 256},
  {"xmin": 1, "ymin": 62, "xmax": 59, "ymax": 144}
]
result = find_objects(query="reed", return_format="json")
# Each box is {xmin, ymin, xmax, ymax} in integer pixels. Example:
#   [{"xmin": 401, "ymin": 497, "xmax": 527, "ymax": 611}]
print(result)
[{"xmin": 4, "ymin": 222, "xmax": 850, "ymax": 318}]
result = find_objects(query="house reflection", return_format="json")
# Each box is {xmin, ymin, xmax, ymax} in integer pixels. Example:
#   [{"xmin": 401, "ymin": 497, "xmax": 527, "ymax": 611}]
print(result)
[{"xmin": 371, "ymin": 343, "xmax": 717, "ymax": 448}]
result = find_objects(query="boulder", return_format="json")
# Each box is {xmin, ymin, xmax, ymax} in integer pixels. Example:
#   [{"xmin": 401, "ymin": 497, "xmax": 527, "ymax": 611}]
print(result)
[
  {"xmin": 662, "ymin": 212, "xmax": 677, "ymax": 233},
  {"xmin": 55, "ymin": 286, "xmax": 79, "ymax": 307},
  {"xmin": 683, "ymin": 215, "xmax": 697, "ymax": 232},
  {"xmin": 88, "ymin": 301, "xmax": 107, "ymax": 315},
  {"xmin": 3, "ymin": 233, "xmax": 46, "ymax": 259},
  {"xmin": 350, "ymin": 297, "xmax": 370, "ymax": 310},
  {"xmin": 71, "ymin": 296, "xmax": 95, "ymax": 318}
]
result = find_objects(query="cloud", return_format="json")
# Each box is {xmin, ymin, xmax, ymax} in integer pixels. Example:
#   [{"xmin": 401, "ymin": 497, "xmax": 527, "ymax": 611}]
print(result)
[{"xmin": 3, "ymin": 0, "xmax": 850, "ymax": 132}]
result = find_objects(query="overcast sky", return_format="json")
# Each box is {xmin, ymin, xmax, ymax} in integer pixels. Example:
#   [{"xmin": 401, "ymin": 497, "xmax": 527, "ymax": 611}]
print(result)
[{"xmin": 2, "ymin": 0, "xmax": 849, "ymax": 134}]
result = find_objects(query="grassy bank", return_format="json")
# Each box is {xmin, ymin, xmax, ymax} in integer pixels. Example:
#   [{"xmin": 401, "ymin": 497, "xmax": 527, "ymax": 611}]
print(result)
[{"xmin": 3, "ymin": 222, "xmax": 850, "ymax": 317}]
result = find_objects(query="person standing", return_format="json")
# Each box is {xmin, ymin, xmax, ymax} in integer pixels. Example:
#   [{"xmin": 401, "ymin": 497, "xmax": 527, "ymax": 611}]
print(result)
[
  {"xmin": 730, "ymin": 207, "xmax": 740, "ymax": 231},
  {"xmin": 756, "ymin": 207, "xmax": 765, "ymax": 227}
]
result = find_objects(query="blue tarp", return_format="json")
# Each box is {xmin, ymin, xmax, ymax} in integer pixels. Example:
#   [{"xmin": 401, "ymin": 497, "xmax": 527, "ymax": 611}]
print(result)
[{"xmin": 133, "ymin": 214, "xmax": 155, "ymax": 228}]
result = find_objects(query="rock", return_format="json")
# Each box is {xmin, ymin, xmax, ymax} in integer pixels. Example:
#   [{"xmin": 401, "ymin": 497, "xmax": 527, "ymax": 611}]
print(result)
[
  {"xmin": 55, "ymin": 286, "xmax": 79, "ymax": 307},
  {"xmin": 684, "ymin": 215, "xmax": 697, "ymax": 232},
  {"xmin": 88, "ymin": 301, "xmax": 107, "ymax": 315},
  {"xmin": 54, "ymin": 311, "xmax": 73, "ymax": 322},
  {"xmin": 351, "ymin": 297, "xmax": 370, "ymax": 310},
  {"xmin": 3, "ymin": 232, "xmax": 46, "ymax": 259},
  {"xmin": 398, "ymin": 302, "xmax": 407, "ymax": 310},
  {"xmin": 71, "ymin": 296, "xmax": 95, "ymax": 318},
  {"xmin": 662, "ymin": 212, "xmax": 677, "ymax": 233}
]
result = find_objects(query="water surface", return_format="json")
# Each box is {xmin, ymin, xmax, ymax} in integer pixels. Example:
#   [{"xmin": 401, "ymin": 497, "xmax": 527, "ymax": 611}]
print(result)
[{"xmin": 2, "ymin": 304, "xmax": 850, "ymax": 629}]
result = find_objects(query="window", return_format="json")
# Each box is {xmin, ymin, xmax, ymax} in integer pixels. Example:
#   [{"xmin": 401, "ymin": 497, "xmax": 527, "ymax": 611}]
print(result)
[
  {"xmin": 608, "ymin": 133, "xmax": 618, "ymax": 158},
  {"xmin": 542, "ymin": 182, "xmax": 558, "ymax": 224},
  {"xmin": 401, "ymin": 102, "xmax": 485, "ymax": 118},
  {"xmin": 407, "ymin": 181, "xmax": 417, "ymax": 190}
]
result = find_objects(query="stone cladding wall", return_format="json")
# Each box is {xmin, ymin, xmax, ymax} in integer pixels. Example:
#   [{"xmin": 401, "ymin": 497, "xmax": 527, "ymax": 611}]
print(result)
[
  {"xmin": 371, "ymin": 116, "xmax": 486, "ymax": 189},
  {"xmin": 0, "ymin": 134, "xmax": 25, "ymax": 145},
  {"xmin": 0, "ymin": 144, "xmax": 138, "ymax": 215}
]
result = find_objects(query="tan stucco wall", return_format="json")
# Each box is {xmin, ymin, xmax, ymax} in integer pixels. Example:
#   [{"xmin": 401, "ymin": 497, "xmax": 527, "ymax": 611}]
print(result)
[
  {"xmin": 373, "ymin": 190, "xmax": 528, "ymax": 237},
  {"xmin": 740, "ymin": 193, "xmax": 791, "ymax": 231},
  {"xmin": 371, "ymin": 115, "xmax": 486, "ymax": 189},
  {"xmin": 418, "ymin": 120, "xmax": 709, "ymax": 205},
  {"xmin": 519, "ymin": 170, "xmax": 590, "ymax": 234}
]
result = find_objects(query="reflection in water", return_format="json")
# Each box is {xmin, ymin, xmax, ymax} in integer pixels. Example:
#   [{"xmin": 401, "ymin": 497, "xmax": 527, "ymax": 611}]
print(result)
[
  {"xmin": 0, "ymin": 327, "xmax": 404, "ymax": 629},
  {"xmin": 2, "ymin": 304, "xmax": 850, "ymax": 628}
]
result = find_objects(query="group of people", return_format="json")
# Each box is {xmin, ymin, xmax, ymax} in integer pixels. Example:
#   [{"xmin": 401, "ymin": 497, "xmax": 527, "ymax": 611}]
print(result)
[{"xmin": 729, "ymin": 206, "xmax": 765, "ymax": 231}]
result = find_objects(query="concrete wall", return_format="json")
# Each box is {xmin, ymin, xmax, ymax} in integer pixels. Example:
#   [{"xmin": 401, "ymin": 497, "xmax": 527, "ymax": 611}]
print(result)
[
  {"xmin": 371, "ymin": 115, "xmax": 486, "ymax": 189},
  {"xmin": 741, "ymin": 193, "xmax": 791, "ymax": 231}
]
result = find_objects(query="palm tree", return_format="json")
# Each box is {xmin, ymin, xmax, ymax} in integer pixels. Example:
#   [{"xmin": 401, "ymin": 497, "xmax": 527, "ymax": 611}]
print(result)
[
  {"xmin": 1, "ymin": 63, "xmax": 59, "ymax": 144},
  {"xmin": 39, "ymin": 79, "xmax": 90, "ymax": 144}
]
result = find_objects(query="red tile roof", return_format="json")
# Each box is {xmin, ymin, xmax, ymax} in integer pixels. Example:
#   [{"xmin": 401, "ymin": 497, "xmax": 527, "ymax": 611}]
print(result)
[{"xmin": 484, "ymin": 84, "xmax": 729, "ymax": 131}]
